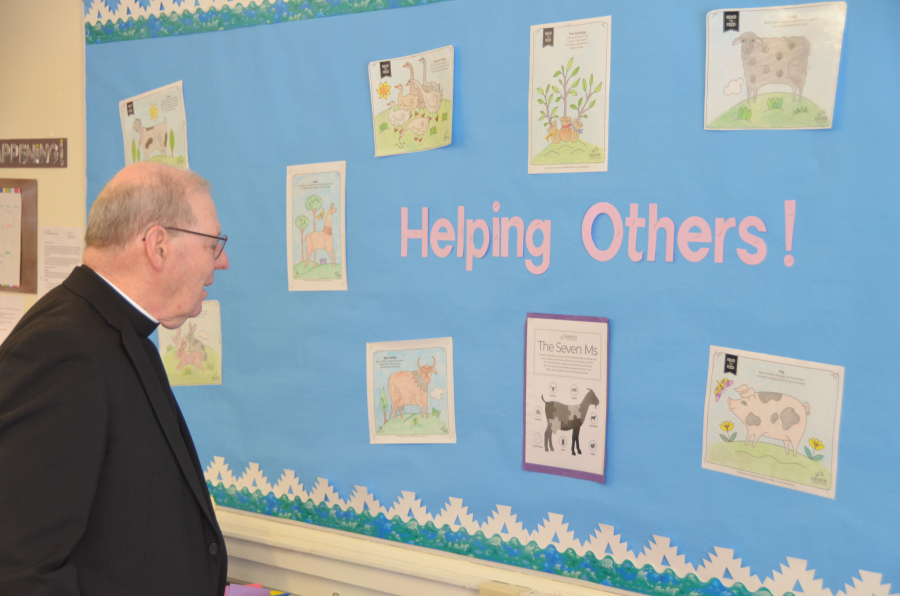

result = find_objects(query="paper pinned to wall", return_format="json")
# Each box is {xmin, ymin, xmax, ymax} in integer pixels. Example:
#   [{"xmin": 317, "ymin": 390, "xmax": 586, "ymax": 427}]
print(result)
[
  {"xmin": 0, "ymin": 293, "xmax": 24, "ymax": 346},
  {"xmin": 286, "ymin": 161, "xmax": 348, "ymax": 291},
  {"xmin": 702, "ymin": 346, "xmax": 844, "ymax": 498},
  {"xmin": 529, "ymin": 16, "xmax": 611, "ymax": 174},
  {"xmin": 157, "ymin": 300, "xmax": 222, "ymax": 386},
  {"xmin": 368, "ymin": 46, "xmax": 454, "ymax": 157},
  {"xmin": 0, "ymin": 188, "xmax": 22, "ymax": 288},
  {"xmin": 119, "ymin": 81, "xmax": 189, "ymax": 168},
  {"xmin": 704, "ymin": 2, "xmax": 847, "ymax": 130},
  {"xmin": 523, "ymin": 313, "xmax": 609, "ymax": 483},
  {"xmin": 367, "ymin": 337, "xmax": 456, "ymax": 444},
  {"xmin": 38, "ymin": 226, "xmax": 84, "ymax": 297}
]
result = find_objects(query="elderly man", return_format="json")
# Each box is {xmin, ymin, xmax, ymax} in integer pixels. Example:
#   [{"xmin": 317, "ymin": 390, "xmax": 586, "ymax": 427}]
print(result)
[{"xmin": 0, "ymin": 163, "xmax": 230, "ymax": 594}]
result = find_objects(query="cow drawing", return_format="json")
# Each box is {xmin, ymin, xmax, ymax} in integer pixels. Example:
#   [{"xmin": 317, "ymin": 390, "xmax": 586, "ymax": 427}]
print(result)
[
  {"xmin": 133, "ymin": 118, "xmax": 169, "ymax": 159},
  {"xmin": 388, "ymin": 357, "xmax": 438, "ymax": 420}
]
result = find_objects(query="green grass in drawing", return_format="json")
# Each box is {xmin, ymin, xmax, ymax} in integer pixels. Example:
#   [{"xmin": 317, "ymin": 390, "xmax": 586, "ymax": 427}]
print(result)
[
  {"xmin": 708, "ymin": 93, "xmax": 830, "ymax": 129},
  {"xmin": 161, "ymin": 346, "xmax": 221, "ymax": 386},
  {"xmin": 532, "ymin": 140, "xmax": 604, "ymax": 165},
  {"xmin": 293, "ymin": 262, "xmax": 342, "ymax": 280},
  {"xmin": 374, "ymin": 99, "xmax": 452, "ymax": 156},
  {"xmin": 707, "ymin": 440, "xmax": 831, "ymax": 490},
  {"xmin": 378, "ymin": 412, "xmax": 448, "ymax": 436},
  {"xmin": 147, "ymin": 154, "xmax": 187, "ymax": 168}
]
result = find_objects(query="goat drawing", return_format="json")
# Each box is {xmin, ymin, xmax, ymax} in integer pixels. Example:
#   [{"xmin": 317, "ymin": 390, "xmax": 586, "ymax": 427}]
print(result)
[
  {"xmin": 541, "ymin": 390, "xmax": 600, "ymax": 455},
  {"xmin": 733, "ymin": 32, "xmax": 810, "ymax": 103}
]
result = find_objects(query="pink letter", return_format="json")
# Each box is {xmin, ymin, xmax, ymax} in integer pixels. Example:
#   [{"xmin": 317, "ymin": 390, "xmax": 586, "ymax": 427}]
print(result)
[
  {"xmin": 401, "ymin": 207, "xmax": 428, "ymax": 257},
  {"xmin": 456, "ymin": 206, "xmax": 465, "ymax": 257},
  {"xmin": 626, "ymin": 203, "xmax": 646, "ymax": 262},
  {"xmin": 677, "ymin": 216, "xmax": 712, "ymax": 262},
  {"xmin": 466, "ymin": 219, "xmax": 489, "ymax": 271},
  {"xmin": 582, "ymin": 202, "xmax": 623, "ymax": 262},
  {"xmin": 501, "ymin": 217, "xmax": 524, "ymax": 257},
  {"xmin": 492, "ymin": 217, "xmax": 500, "ymax": 256},
  {"xmin": 430, "ymin": 218, "xmax": 455, "ymax": 258},
  {"xmin": 648, "ymin": 204, "xmax": 674, "ymax": 262},
  {"xmin": 737, "ymin": 216, "xmax": 767, "ymax": 265},
  {"xmin": 526, "ymin": 220, "xmax": 551, "ymax": 275},
  {"xmin": 714, "ymin": 217, "xmax": 736, "ymax": 263}
]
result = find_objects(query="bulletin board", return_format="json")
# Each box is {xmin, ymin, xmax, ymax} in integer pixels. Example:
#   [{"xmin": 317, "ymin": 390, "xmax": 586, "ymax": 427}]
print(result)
[{"xmin": 84, "ymin": 1, "xmax": 900, "ymax": 594}]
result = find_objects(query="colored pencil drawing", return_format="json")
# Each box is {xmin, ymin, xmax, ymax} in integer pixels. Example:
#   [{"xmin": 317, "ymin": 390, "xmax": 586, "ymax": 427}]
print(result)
[
  {"xmin": 286, "ymin": 162, "xmax": 347, "ymax": 292},
  {"xmin": 366, "ymin": 337, "xmax": 455, "ymax": 444},
  {"xmin": 702, "ymin": 346, "xmax": 843, "ymax": 498},
  {"xmin": 529, "ymin": 18, "xmax": 611, "ymax": 174},
  {"xmin": 705, "ymin": 3, "xmax": 846, "ymax": 130},
  {"xmin": 157, "ymin": 300, "xmax": 222, "ymax": 386},
  {"xmin": 118, "ymin": 81, "xmax": 188, "ymax": 168},
  {"xmin": 368, "ymin": 46, "xmax": 453, "ymax": 157}
]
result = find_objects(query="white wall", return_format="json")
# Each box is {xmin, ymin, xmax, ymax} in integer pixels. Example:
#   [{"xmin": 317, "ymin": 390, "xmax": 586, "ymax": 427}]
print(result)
[{"xmin": 0, "ymin": 0, "xmax": 86, "ymax": 309}]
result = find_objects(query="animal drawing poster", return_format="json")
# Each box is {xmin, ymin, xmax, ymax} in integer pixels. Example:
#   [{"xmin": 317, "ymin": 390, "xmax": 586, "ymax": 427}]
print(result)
[
  {"xmin": 367, "ymin": 46, "xmax": 454, "ymax": 157},
  {"xmin": 366, "ymin": 337, "xmax": 455, "ymax": 444},
  {"xmin": 157, "ymin": 300, "xmax": 222, "ymax": 386},
  {"xmin": 523, "ymin": 314, "xmax": 608, "ymax": 483},
  {"xmin": 705, "ymin": 2, "xmax": 846, "ymax": 130},
  {"xmin": 118, "ymin": 81, "xmax": 189, "ymax": 168},
  {"xmin": 286, "ymin": 161, "xmax": 347, "ymax": 292},
  {"xmin": 702, "ymin": 346, "xmax": 844, "ymax": 498},
  {"xmin": 528, "ymin": 17, "xmax": 611, "ymax": 174}
]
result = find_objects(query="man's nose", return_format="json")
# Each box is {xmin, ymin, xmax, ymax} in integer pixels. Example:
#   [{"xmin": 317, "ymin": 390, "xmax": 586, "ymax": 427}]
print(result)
[{"xmin": 215, "ymin": 249, "xmax": 230, "ymax": 270}]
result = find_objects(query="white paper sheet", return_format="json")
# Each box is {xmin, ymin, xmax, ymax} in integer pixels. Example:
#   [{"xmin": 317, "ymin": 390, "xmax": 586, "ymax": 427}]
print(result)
[
  {"xmin": 523, "ymin": 314, "xmax": 609, "ymax": 482},
  {"xmin": 529, "ymin": 17, "xmax": 611, "ymax": 174},
  {"xmin": 0, "ymin": 293, "xmax": 25, "ymax": 346},
  {"xmin": 157, "ymin": 300, "xmax": 222, "ymax": 386},
  {"xmin": 366, "ymin": 337, "xmax": 455, "ymax": 444},
  {"xmin": 119, "ymin": 81, "xmax": 189, "ymax": 168},
  {"xmin": 702, "ymin": 346, "xmax": 844, "ymax": 498},
  {"xmin": 38, "ymin": 226, "xmax": 84, "ymax": 297},
  {"xmin": 705, "ymin": 2, "xmax": 847, "ymax": 130},
  {"xmin": 286, "ymin": 161, "xmax": 348, "ymax": 291},
  {"xmin": 0, "ymin": 188, "xmax": 22, "ymax": 289}
]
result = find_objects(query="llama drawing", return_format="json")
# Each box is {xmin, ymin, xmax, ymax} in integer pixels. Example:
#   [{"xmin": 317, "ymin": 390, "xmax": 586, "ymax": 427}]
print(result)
[{"xmin": 304, "ymin": 203, "xmax": 337, "ymax": 266}]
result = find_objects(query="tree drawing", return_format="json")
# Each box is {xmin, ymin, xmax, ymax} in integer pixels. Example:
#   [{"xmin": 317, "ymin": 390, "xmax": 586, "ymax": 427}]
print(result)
[
  {"xmin": 131, "ymin": 139, "xmax": 137, "ymax": 163},
  {"xmin": 294, "ymin": 215, "xmax": 309, "ymax": 262},
  {"xmin": 169, "ymin": 129, "xmax": 175, "ymax": 154},
  {"xmin": 573, "ymin": 73, "xmax": 602, "ymax": 122},
  {"xmin": 380, "ymin": 388, "xmax": 388, "ymax": 425},
  {"xmin": 305, "ymin": 194, "xmax": 322, "ymax": 233},
  {"xmin": 553, "ymin": 57, "xmax": 580, "ymax": 121},
  {"xmin": 535, "ymin": 83, "xmax": 557, "ymax": 129}
]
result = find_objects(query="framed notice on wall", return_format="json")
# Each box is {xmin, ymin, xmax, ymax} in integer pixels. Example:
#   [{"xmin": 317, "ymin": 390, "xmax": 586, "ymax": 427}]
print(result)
[
  {"xmin": 0, "ymin": 179, "xmax": 37, "ymax": 294},
  {"xmin": 523, "ymin": 313, "xmax": 609, "ymax": 483}
]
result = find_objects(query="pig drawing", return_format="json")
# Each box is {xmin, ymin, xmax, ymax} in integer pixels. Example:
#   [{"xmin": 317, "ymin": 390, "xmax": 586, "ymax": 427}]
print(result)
[{"xmin": 728, "ymin": 384, "xmax": 810, "ymax": 456}]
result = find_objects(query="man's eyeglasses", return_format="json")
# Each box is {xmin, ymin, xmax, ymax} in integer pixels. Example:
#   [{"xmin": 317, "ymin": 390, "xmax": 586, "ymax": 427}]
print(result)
[{"xmin": 165, "ymin": 227, "xmax": 228, "ymax": 259}]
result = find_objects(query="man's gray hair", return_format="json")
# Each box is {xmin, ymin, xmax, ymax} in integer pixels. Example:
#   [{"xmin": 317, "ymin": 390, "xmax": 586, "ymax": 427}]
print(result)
[{"xmin": 85, "ymin": 166, "xmax": 211, "ymax": 249}]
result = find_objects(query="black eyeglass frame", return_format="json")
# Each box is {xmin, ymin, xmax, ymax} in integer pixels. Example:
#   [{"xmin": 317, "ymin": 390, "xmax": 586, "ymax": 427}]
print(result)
[{"xmin": 163, "ymin": 226, "xmax": 228, "ymax": 259}]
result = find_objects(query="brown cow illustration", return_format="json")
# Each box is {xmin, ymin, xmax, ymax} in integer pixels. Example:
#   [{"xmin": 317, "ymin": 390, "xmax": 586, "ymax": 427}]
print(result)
[{"xmin": 388, "ymin": 356, "xmax": 438, "ymax": 420}]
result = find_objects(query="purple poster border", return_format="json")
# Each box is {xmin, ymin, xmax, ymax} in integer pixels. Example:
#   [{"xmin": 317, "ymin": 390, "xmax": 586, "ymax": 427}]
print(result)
[{"xmin": 522, "ymin": 312, "xmax": 609, "ymax": 484}]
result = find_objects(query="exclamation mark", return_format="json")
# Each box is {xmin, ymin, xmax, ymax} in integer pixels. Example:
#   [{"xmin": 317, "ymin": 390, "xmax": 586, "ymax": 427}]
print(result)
[{"xmin": 784, "ymin": 200, "xmax": 795, "ymax": 267}]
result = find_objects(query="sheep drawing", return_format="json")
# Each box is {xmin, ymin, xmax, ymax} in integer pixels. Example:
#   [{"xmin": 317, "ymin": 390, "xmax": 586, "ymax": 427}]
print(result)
[
  {"xmin": 733, "ymin": 32, "xmax": 809, "ymax": 103},
  {"xmin": 541, "ymin": 390, "xmax": 600, "ymax": 455}
]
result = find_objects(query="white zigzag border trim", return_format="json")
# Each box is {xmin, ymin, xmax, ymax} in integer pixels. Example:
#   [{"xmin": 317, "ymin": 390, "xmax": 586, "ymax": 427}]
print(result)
[
  {"xmin": 204, "ymin": 457, "xmax": 895, "ymax": 596},
  {"xmin": 84, "ymin": 0, "xmax": 394, "ymax": 25}
]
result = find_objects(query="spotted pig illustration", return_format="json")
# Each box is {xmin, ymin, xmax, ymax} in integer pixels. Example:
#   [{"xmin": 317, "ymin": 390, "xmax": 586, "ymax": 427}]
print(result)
[{"xmin": 728, "ymin": 384, "xmax": 810, "ymax": 456}]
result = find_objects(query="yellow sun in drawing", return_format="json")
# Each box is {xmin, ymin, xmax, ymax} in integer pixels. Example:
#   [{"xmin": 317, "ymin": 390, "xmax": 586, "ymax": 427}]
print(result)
[
  {"xmin": 377, "ymin": 82, "xmax": 391, "ymax": 100},
  {"xmin": 149, "ymin": 104, "xmax": 159, "ymax": 120}
]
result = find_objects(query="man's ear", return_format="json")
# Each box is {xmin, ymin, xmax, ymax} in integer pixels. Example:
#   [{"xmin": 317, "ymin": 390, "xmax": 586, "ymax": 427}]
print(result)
[{"xmin": 143, "ymin": 225, "xmax": 169, "ymax": 272}]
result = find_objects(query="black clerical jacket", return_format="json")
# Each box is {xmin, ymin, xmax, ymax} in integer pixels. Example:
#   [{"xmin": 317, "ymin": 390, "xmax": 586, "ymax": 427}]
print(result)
[{"xmin": 0, "ymin": 266, "xmax": 227, "ymax": 595}]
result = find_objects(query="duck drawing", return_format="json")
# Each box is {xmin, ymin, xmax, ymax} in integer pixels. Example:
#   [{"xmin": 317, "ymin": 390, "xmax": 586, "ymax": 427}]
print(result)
[
  {"xmin": 408, "ymin": 79, "xmax": 443, "ymax": 115},
  {"xmin": 402, "ymin": 62, "xmax": 426, "ymax": 110},
  {"xmin": 399, "ymin": 116, "xmax": 429, "ymax": 142},
  {"xmin": 385, "ymin": 101, "xmax": 411, "ymax": 130},
  {"xmin": 418, "ymin": 57, "xmax": 442, "ymax": 93},
  {"xmin": 394, "ymin": 84, "xmax": 418, "ymax": 112}
]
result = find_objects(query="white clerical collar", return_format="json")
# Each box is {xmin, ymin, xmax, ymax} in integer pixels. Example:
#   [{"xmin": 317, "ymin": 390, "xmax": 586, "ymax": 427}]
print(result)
[{"xmin": 93, "ymin": 270, "xmax": 160, "ymax": 325}]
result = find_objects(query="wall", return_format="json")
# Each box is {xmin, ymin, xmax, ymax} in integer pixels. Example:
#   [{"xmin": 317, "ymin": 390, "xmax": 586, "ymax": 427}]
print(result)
[
  {"xmin": 0, "ymin": 0, "xmax": 86, "ymax": 310},
  {"xmin": 82, "ymin": 1, "xmax": 900, "ymax": 595}
]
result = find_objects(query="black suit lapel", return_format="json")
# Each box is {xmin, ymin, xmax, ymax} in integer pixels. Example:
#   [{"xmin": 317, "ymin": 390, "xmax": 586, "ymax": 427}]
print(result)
[{"xmin": 63, "ymin": 267, "xmax": 218, "ymax": 531}]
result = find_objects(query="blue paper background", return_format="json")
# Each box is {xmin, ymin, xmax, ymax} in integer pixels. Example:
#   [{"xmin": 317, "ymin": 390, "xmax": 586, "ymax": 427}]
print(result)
[{"xmin": 85, "ymin": 0, "xmax": 900, "ymax": 590}]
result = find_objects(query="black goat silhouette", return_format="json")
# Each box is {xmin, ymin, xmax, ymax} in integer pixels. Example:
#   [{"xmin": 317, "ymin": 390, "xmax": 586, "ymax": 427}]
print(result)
[{"xmin": 541, "ymin": 390, "xmax": 600, "ymax": 455}]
